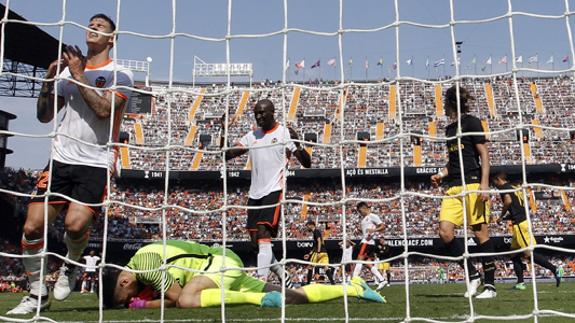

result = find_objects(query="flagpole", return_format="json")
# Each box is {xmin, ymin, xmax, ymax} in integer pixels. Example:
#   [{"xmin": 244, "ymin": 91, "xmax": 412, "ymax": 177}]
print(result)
[
  {"xmin": 490, "ymin": 54, "xmax": 493, "ymax": 75},
  {"xmin": 350, "ymin": 60, "xmax": 353, "ymax": 81},
  {"xmin": 365, "ymin": 57, "xmax": 368, "ymax": 81},
  {"xmin": 474, "ymin": 55, "xmax": 477, "ymax": 75}
]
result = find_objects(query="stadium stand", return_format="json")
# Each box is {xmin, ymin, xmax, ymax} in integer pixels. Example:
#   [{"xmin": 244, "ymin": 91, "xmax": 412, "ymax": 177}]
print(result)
[{"xmin": 120, "ymin": 77, "xmax": 575, "ymax": 171}]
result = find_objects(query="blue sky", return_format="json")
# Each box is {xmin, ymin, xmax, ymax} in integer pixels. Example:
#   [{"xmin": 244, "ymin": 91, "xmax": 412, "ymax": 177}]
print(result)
[{"xmin": 2, "ymin": 0, "xmax": 575, "ymax": 169}]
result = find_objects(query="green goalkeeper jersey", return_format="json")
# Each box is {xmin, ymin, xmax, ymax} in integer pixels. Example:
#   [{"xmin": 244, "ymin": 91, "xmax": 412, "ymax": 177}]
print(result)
[{"xmin": 126, "ymin": 240, "xmax": 242, "ymax": 293}]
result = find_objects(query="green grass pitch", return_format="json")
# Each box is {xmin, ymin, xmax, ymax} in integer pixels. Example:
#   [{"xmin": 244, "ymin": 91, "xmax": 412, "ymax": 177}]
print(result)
[{"xmin": 1, "ymin": 282, "xmax": 573, "ymax": 322}]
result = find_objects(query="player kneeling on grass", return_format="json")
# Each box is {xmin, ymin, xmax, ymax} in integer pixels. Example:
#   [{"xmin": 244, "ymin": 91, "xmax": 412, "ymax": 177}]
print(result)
[
  {"xmin": 492, "ymin": 172, "xmax": 563, "ymax": 290},
  {"xmin": 102, "ymin": 240, "xmax": 385, "ymax": 309}
]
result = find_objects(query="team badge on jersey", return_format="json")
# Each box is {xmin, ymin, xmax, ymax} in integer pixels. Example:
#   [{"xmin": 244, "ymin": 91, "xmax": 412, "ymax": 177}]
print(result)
[
  {"xmin": 95, "ymin": 76, "xmax": 106, "ymax": 88},
  {"xmin": 272, "ymin": 138, "xmax": 278, "ymax": 144}
]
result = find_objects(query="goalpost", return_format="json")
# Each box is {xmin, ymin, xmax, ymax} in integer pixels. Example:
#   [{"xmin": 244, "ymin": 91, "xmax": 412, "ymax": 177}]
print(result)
[{"xmin": 0, "ymin": 0, "xmax": 574, "ymax": 322}]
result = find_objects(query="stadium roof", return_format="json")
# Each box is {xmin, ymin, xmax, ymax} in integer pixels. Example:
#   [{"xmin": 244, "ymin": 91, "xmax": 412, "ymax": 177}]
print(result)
[{"xmin": 0, "ymin": 4, "xmax": 63, "ymax": 69}]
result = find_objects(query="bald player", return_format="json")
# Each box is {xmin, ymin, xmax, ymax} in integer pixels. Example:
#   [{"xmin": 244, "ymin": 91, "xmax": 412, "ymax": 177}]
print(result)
[{"xmin": 223, "ymin": 99, "xmax": 311, "ymax": 288}]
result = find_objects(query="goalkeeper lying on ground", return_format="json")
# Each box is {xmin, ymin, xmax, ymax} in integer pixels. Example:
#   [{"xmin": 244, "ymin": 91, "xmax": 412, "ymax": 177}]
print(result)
[{"xmin": 102, "ymin": 240, "xmax": 385, "ymax": 309}]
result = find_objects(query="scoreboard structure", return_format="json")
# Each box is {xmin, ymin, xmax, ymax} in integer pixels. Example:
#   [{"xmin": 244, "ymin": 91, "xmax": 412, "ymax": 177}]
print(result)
[{"xmin": 125, "ymin": 87, "xmax": 154, "ymax": 115}]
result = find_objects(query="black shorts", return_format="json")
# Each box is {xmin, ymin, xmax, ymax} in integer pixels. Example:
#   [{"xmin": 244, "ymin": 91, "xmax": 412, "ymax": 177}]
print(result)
[
  {"xmin": 357, "ymin": 242, "xmax": 377, "ymax": 259},
  {"xmin": 84, "ymin": 271, "xmax": 97, "ymax": 279},
  {"xmin": 246, "ymin": 190, "xmax": 283, "ymax": 237},
  {"xmin": 30, "ymin": 160, "xmax": 108, "ymax": 214}
]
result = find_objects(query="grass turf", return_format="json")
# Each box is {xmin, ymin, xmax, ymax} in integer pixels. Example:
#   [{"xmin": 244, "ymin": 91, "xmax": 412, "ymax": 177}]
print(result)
[{"xmin": 0, "ymin": 282, "xmax": 573, "ymax": 322}]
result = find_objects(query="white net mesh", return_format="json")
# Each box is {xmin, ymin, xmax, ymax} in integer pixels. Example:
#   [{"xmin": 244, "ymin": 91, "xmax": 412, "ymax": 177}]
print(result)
[{"xmin": 0, "ymin": 0, "xmax": 575, "ymax": 322}]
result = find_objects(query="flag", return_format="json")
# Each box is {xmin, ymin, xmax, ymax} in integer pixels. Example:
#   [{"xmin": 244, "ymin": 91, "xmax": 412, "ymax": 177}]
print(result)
[
  {"xmin": 481, "ymin": 66, "xmax": 487, "ymax": 72},
  {"xmin": 311, "ymin": 59, "xmax": 320, "ymax": 69},
  {"xmin": 294, "ymin": 60, "xmax": 305, "ymax": 74},
  {"xmin": 433, "ymin": 58, "xmax": 445, "ymax": 67},
  {"xmin": 327, "ymin": 58, "xmax": 337, "ymax": 67},
  {"xmin": 406, "ymin": 58, "xmax": 412, "ymax": 66},
  {"xmin": 425, "ymin": 57, "xmax": 429, "ymax": 68},
  {"xmin": 471, "ymin": 57, "xmax": 477, "ymax": 65},
  {"xmin": 562, "ymin": 55, "xmax": 569, "ymax": 63},
  {"xmin": 516, "ymin": 56, "xmax": 523, "ymax": 64},
  {"xmin": 450, "ymin": 57, "xmax": 460, "ymax": 66},
  {"xmin": 377, "ymin": 58, "xmax": 384, "ymax": 66},
  {"xmin": 498, "ymin": 56, "xmax": 507, "ymax": 64},
  {"xmin": 528, "ymin": 55, "xmax": 538, "ymax": 64},
  {"xmin": 486, "ymin": 56, "xmax": 492, "ymax": 65},
  {"xmin": 285, "ymin": 59, "xmax": 290, "ymax": 72},
  {"xmin": 364, "ymin": 59, "xmax": 369, "ymax": 70},
  {"xmin": 295, "ymin": 59, "xmax": 305, "ymax": 70},
  {"xmin": 546, "ymin": 56, "xmax": 554, "ymax": 64},
  {"xmin": 348, "ymin": 58, "xmax": 353, "ymax": 66}
]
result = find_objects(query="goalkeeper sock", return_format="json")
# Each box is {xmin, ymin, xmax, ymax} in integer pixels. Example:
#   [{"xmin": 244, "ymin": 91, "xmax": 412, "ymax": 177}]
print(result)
[
  {"xmin": 64, "ymin": 232, "xmax": 89, "ymax": 262},
  {"xmin": 512, "ymin": 255, "xmax": 525, "ymax": 283},
  {"xmin": 479, "ymin": 239, "xmax": 496, "ymax": 286},
  {"xmin": 257, "ymin": 240, "xmax": 273, "ymax": 279},
  {"xmin": 200, "ymin": 289, "xmax": 265, "ymax": 307},
  {"xmin": 301, "ymin": 283, "xmax": 361, "ymax": 303}
]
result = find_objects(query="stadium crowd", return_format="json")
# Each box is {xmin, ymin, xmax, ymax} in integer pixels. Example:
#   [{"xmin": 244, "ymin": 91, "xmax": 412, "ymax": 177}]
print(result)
[
  {"xmin": 121, "ymin": 76, "xmax": 575, "ymax": 171},
  {"xmin": 1, "ymin": 168, "xmax": 573, "ymax": 242}
]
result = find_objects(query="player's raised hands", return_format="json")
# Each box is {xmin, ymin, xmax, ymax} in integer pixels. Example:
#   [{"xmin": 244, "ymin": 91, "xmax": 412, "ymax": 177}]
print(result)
[
  {"xmin": 46, "ymin": 59, "xmax": 67, "ymax": 78},
  {"xmin": 62, "ymin": 45, "xmax": 86, "ymax": 78},
  {"xmin": 288, "ymin": 126, "xmax": 302, "ymax": 149}
]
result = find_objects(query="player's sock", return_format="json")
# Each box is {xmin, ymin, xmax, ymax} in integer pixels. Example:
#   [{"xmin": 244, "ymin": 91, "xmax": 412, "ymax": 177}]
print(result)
[
  {"xmin": 64, "ymin": 232, "xmax": 89, "ymax": 262},
  {"xmin": 326, "ymin": 267, "xmax": 336, "ymax": 285},
  {"xmin": 386, "ymin": 271, "xmax": 391, "ymax": 284},
  {"xmin": 479, "ymin": 239, "xmax": 496, "ymax": 287},
  {"xmin": 269, "ymin": 256, "xmax": 284, "ymax": 277},
  {"xmin": 445, "ymin": 239, "xmax": 479, "ymax": 279},
  {"xmin": 269, "ymin": 256, "xmax": 292, "ymax": 287},
  {"xmin": 533, "ymin": 252, "xmax": 557, "ymax": 273},
  {"xmin": 306, "ymin": 267, "xmax": 314, "ymax": 284},
  {"xmin": 21, "ymin": 234, "xmax": 45, "ymax": 293},
  {"xmin": 512, "ymin": 255, "xmax": 525, "ymax": 283},
  {"xmin": 352, "ymin": 263, "xmax": 363, "ymax": 278},
  {"xmin": 257, "ymin": 239, "xmax": 273, "ymax": 279},
  {"xmin": 301, "ymin": 283, "xmax": 361, "ymax": 302},
  {"xmin": 370, "ymin": 266, "xmax": 385, "ymax": 283},
  {"xmin": 200, "ymin": 289, "xmax": 265, "ymax": 307},
  {"xmin": 81, "ymin": 280, "xmax": 87, "ymax": 292}
]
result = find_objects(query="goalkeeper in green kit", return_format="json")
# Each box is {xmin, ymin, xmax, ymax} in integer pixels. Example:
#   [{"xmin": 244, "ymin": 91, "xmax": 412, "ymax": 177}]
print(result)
[{"xmin": 102, "ymin": 240, "xmax": 385, "ymax": 309}]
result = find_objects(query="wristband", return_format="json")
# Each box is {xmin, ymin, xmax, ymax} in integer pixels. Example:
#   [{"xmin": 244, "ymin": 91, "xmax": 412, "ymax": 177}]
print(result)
[{"xmin": 437, "ymin": 171, "xmax": 446, "ymax": 178}]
